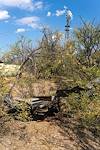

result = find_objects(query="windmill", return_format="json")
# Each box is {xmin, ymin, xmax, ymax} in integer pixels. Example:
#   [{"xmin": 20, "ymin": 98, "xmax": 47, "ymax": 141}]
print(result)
[{"xmin": 65, "ymin": 9, "xmax": 73, "ymax": 40}]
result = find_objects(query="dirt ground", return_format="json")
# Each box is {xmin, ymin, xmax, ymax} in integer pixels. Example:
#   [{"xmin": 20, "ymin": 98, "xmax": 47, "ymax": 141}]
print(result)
[{"xmin": 0, "ymin": 117, "xmax": 99, "ymax": 150}]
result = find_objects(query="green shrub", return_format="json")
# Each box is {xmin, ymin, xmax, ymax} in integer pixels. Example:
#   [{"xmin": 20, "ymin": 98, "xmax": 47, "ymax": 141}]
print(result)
[
  {"xmin": 60, "ymin": 87, "xmax": 100, "ymax": 134},
  {"xmin": 12, "ymin": 101, "xmax": 32, "ymax": 122}
]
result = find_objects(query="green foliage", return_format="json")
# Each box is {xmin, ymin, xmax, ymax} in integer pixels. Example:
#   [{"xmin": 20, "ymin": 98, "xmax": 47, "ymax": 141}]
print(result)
[
  {"xmin": 0, "ymin": 77, "xmax": 10, "ymax": 97},
  {"xmin": 60, "ymin": 84, "xmax": 100, "ymax": 135},
  {"xmin": 75, "ymin": 22, "xmax": 100, "ymax": 65},
  {"xmin": 2, "ymin": 36, "xmax": 33, "ymax": 65},
  {"xmin": 13, "ymin": 101, "xmax": 31, "ymax": 122},
  {"xmin": 91, "ymin": 51, "xmax": 100, "ymax": 67},
  {"xmin": 0, "ymin": 77, "xmax": 10, "ymax": 118}
]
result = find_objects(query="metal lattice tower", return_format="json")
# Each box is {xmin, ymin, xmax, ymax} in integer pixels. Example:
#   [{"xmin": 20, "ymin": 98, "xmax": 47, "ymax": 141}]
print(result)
[{"xmin": 65, "ymin": 9, "xmax": 72, "ymax": 40}]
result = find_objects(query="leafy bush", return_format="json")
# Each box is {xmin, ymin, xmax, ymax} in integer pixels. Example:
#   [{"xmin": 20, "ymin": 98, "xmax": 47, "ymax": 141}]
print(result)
[
  {"xmin": 60, "ymin": 84, "xmax": 100, "ymax": 135},
  {"xmin": 12, "ymin": 101, "xmax": 32, "ymax": 122}
]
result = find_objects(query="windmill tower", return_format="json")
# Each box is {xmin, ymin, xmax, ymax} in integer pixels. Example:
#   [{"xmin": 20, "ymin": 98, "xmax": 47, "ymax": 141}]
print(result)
[{"xmin": 65, "ymin": 9, "xmax": 72, "ymax": 40}]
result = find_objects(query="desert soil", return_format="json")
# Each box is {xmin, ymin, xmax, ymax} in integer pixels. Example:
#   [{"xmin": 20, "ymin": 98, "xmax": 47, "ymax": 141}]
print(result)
[{"xmin": 0, "ymin": 118, "xmax": 99, "ymax": 150}]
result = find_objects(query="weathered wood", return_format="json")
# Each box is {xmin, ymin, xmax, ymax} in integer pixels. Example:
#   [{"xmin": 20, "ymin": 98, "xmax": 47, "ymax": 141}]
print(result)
[
  {"xmin": 31, "ymin": 96, "xmax": 53, "ymax": 111},
  {"xmin": 4, "ymin": 85, "xmax": 86, "ymax": 120},
  {"xmin": 30, "ymin": 86, "xmax": 85, "ymax": 116}
]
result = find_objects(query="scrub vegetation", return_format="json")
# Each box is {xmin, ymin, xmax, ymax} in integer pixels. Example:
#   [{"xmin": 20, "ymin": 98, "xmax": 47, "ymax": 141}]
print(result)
[{"xmin": 0, "ymin": 21, "xmax": 100, "ymax": 150}]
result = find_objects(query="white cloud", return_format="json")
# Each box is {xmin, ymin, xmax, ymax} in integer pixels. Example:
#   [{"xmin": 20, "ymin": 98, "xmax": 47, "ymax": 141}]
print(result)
[
  {"xmin": 17, "ymin": 16, "xmax": 41, "ymax": 29},
  {"xmin": 55, "ymin": 7, "xmax": 73, "ymax": 19},
  {"xmin": 56, "ymin": 9, "xmax": 65, "ymax": 17},
  {"xmin": 0, "ymin": 0, "xmax": 43, "ymax": 11},
  {"xmin": 33, "ymin": 1, "xmax": 43, "ymax": 9},
  {"xmin": 29, "ymin": 23, "xmax": 42, "ymax": 29},
  {"xmin": 47, "ymin": 11, "xmax": 51, "ymax": 17},
  {"xmin": 0, "ymin": 10, "xmax": 10, "ymax": 20},
  {"xmin": 17, "ymin": 16, "xmax": 39, "ymax": 25},
  {"xmin": 16, "ymin": 28, "xmax": 26, "ymax": 33}
]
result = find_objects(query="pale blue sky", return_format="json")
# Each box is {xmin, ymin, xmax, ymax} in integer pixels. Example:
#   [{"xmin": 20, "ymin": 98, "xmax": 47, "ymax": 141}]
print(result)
[{"xmin": 0, "ymin": 0, "xmax": 100, "ymax": 54}]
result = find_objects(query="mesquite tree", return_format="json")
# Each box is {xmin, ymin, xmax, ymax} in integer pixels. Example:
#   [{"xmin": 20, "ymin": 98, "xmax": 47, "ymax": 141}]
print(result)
[{"xmin": 75, "ymin": 21, "xmax": 100, "ymax": 65}]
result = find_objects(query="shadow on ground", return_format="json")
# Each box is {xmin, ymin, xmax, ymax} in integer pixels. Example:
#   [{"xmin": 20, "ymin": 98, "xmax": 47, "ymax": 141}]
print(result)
[{"xmin": 49, "ymin": 114, "xmax": 100, "ymax": 150}]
